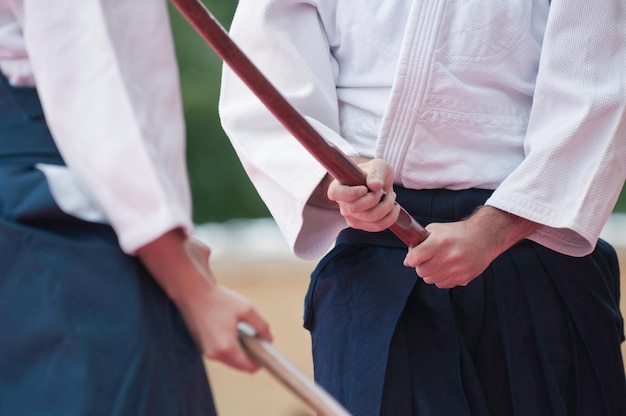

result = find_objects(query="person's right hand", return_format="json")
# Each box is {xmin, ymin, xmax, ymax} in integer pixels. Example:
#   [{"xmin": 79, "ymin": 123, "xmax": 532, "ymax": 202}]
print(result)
[
  {"xmin": 326, "ymin": 158, "xmax": 400, "ymax": 232},
  {"xmin": 137, "ymin": 230, "xmax": 272, "ymax": 373}
]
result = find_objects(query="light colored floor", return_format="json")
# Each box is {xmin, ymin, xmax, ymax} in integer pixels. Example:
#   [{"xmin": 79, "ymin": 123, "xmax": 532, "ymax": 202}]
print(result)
[
  {"xmin": 207, "ymin": 249, "xmax": 626, "ymax": 416},
  {"xmin": 207, "ymin": 258, "xmax": 317, "ymax": 416}
]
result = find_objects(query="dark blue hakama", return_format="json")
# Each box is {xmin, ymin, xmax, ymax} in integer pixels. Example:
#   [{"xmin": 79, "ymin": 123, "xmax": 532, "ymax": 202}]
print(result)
[
  {"xmin": 0, "ymin": 75, "xmax": 217, "ymax": 415},
  {"xmin": 304, "ymin": 187, "xmax": 626, "ymax": 415}
]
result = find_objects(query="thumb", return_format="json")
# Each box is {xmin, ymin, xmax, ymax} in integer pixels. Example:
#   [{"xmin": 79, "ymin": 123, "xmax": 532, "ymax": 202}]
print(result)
[{"xmin": 365, "ymin": 162, "xmax": 387, "ymax": 192}]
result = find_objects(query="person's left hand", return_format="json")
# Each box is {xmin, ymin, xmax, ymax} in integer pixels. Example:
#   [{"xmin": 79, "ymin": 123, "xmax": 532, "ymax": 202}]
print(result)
[
  {"xmin": 137, "ymin": 230, "xmax": 272, "ymax": 373},
  {"xmin": 403, "ymin": 206, "xmax": 539, "ymax": 288}
]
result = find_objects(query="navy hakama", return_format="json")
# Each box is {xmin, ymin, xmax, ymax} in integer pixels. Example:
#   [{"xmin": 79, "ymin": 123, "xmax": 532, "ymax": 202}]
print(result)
[
  {"xmin": 0, "ymin": 75, "xmax": 217, "ymax": 415},
  {"xmin": 304, "ymin": 187, "xmax": 626, "ymax": 415}
]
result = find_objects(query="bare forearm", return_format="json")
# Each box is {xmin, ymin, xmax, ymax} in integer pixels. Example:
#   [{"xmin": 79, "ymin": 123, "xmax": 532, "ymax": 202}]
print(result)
[
  {"xmin": 134, "ymin": 228, "xmax": 271, "ymax": 372},
  {"xmin": 308, "ymin": 173, "xmax": 338, "ymax": 209},
  {"xmin": 135, "ymin": 228, "xmax": 215, "ymax": 305},
  {"xmin": 468, "ymin": 205, "xmax": 540, "ymax": 257}
]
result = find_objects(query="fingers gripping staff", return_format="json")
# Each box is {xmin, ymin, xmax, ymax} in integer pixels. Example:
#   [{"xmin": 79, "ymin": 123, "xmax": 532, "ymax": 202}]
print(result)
[
  {"xmin": 169, "ymin": 0, "xmax": 429, "ymax": 248},
  {"xmin": 238, "ymin": 323, "xmax": 352, "ymax": 416}
]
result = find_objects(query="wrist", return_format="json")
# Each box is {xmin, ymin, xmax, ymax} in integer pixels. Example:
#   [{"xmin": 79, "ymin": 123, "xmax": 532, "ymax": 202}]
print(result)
[
  {"xmin": 308, "ymin": 173, "xmax": 338, "ymax": 209},
  {"xmin": 136, "ymin": 229, "xmax": 216, "ymax": 304},
  {"xmin": 469, "ymin": 206, "xmax": 539, "ymax": 256}
]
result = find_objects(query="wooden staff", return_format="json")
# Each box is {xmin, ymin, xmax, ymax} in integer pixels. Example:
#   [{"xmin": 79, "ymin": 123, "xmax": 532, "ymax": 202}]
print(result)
[
  {"xmin": 169, "ymin": 0, "xmax": 429, "ymax": 247},
  {"xmin": 238, "ymin": 323, "xmax": 352, "ymax": 416}
]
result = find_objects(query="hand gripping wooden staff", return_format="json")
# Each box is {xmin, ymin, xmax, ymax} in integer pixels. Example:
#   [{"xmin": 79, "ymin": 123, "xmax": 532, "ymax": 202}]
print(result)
[
  {"xmin": 237, "ymin": 323, "xmax": 352, "ymax": 416},
  {"xmin": 169, "ymin": 0, "xmax": 429, "ymax": 248}
]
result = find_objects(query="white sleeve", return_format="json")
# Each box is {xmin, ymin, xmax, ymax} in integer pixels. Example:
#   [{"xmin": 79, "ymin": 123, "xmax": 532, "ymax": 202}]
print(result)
[
  {"xmin": 486, "ymin": 0, "xmax": 626, "ymax": 257},
  {"xmin": 219, "ymin": 0, "xmax": 358, "ymax": 260},
  {"xmin": 21, "ymin": 0, "xmax": 193, "ymax": 254}
]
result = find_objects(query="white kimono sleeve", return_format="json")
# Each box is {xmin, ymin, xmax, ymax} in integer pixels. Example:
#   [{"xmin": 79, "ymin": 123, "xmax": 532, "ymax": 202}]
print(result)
[
  {"xmin": 486, "ymin": 0, "xmax": 626, "ymax": 256},
  {"xmin": 21, "ymin": 0, "xmax": 193, "ymax": 254},
  {"xmin": 219, "ymin": 0, "xmax": 359, "ymax": 260}
]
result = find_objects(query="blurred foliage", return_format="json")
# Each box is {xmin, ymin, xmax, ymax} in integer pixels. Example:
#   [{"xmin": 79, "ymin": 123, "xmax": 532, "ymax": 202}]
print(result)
[
  {"xmin": 169, "ymin": 1, "xmax": 625, "ymax": 223},
  {"xmin": 615, "ymin": 188, "xmax": 626, "ymax": 212},
  {"xmin": 169, "ymin": 1, "xmax": 269, "ymax": 223}
]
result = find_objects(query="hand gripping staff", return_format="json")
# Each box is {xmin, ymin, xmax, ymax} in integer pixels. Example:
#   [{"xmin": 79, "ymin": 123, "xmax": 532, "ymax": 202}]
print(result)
[
  {"xmin": 169, "ymin": 0, "xmax": 429, "ymax": 248},
  {"xmin": 237, "ymin": 323, "xmax": 352, "ymax": 416}
]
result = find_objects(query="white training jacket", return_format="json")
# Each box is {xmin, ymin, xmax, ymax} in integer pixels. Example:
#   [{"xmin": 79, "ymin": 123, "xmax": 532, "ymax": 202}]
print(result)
[
  {"xmin": 220, "ymin": 0, "xmax": 626, "ymax": 260},
  {"xmin": 0, "ymin": 0, "xmax": 192, "ymax": 254}
]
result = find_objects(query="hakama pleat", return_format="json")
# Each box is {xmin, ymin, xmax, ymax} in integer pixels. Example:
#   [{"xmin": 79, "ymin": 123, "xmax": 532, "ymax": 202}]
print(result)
[
  {"xmin": 0, "ymin": 74, "xmax": 217, "ymax": 416},
  {"xmin": 305, "ymin": 187, "xmax": 625, "ymax": 416}
]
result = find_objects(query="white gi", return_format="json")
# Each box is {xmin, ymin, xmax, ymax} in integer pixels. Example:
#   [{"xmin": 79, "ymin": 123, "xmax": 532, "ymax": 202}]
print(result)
[
  {"xmin": 0, "ymin": 2, "xmax": 218, "ymax": 415},
  {"xmin": 0, "ymin": 0, "xmax": 192, "ymax": 254},
  {"xmin": 219, "ymin": 0, "xmax": 626, "ymax": 260}
]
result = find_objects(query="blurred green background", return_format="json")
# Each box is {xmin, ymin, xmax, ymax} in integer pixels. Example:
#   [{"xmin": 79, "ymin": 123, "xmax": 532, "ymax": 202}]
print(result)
[
  {"xmin": 169, "ymin": 0, "xmax": 269, "ymax": 224},
  {"xmin": 168, "ymin": 1, "xmax": 625, "ymax": 224}
]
